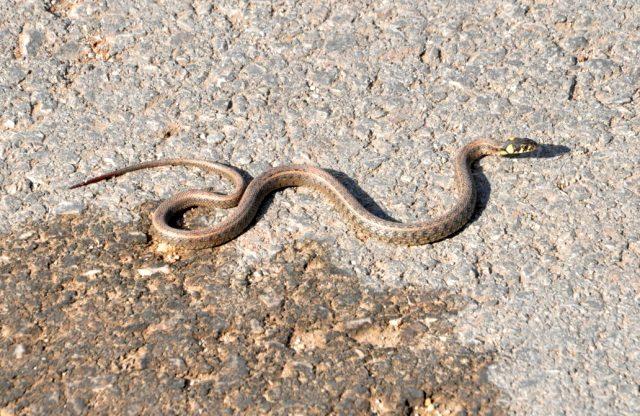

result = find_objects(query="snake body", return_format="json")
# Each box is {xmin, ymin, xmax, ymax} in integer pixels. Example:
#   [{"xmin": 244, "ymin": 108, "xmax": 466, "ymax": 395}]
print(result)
[{"xmin": 70, "ymin": 137, "xmax": 538, "ymax": 248}]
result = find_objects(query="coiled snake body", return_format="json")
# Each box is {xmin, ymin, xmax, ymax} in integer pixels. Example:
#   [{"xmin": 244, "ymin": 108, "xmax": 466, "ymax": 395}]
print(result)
[{"xmin": 70, "ymin": 137, "xmax": 538, "ymax": 248}]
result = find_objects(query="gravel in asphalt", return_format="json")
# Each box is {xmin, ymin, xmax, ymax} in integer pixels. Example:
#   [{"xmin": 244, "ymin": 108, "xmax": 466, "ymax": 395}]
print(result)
[{"xmin": 1, "ymin": 0, "xmax": 639, "ymax": 414}]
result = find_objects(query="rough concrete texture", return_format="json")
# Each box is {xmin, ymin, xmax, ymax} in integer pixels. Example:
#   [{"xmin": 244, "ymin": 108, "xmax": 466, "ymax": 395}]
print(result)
[
  {"xmin": 1, "ymin": 208, "xmax": 502, "ymax": 415},
  {"xmin": 0, "ymin": 0, "xmax": 638, "ymax": 415}
]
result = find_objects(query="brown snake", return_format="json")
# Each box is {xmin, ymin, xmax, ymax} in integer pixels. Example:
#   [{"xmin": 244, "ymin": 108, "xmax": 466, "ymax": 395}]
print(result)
[{"xmin": 70, "ymin": 137, "xmax": 538, "ymax": 248}]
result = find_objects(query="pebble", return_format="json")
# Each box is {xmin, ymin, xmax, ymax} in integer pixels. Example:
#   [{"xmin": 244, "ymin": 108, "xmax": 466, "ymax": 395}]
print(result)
[
  {"xmin": 53, "ymin": 202, "xmax": 85, "ymax": 215},
  {"xmin": 13, "ymin": 344, "xmax": 25, "ymax": 359},
  {"xmin": 137, "ymin": 265, "xmax": 170, "ymax": 277}
]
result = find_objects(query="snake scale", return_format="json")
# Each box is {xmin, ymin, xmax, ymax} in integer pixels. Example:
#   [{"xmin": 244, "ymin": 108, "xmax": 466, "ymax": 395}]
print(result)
[{"xmin": 70, "ymin": 137, "xmax": 538, "ymax": 248}]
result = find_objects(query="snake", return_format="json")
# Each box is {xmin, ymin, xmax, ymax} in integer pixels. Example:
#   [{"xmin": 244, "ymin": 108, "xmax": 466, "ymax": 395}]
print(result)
[{"xmin": 69, "ymin": 137, "xmax": 539, "ymax": 248}]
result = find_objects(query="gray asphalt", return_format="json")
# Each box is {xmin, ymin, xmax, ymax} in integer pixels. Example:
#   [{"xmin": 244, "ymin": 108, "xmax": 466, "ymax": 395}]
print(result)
[{"xmin": 1, "ymin": 0, "xmax": 638, "ymax": 414}]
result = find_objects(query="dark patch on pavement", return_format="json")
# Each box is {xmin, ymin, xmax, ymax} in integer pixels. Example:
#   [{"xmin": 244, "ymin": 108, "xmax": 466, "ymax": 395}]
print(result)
[{"xmin": 0, "ymin": 206, "xmax": 503, "ymax": 415}]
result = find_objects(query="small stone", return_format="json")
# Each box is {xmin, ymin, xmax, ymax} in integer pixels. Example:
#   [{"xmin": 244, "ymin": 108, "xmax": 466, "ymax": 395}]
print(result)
[
  {"xmin": 170, "ymin": 378, "xmax": 186, "ymax": 390},
  {"xmin": 13, "ymin": 344, "xmax": 25, "ymax": 359},
  {"xmin": 325, "ymin": 34, "xmax": 356, "ymax": 53},
  {"xmin": 120, "ymin": 231, "xmax": 148, "ymax": 245},
  {"xmin": 155, "ymin": 242, "xmax": 174, "ymax": 254},
  {"xmin": 137, "ymin": 265, "xmax": 170, "ymax": 276},
  {"xmin": 18, "ymin": 231, "xmax": 35, "ymax": 240},
  {"xmin": 249, "ymin": 319, "xmax": 264, "ymax": 334},
  {"xmin": 314, "ymin": 108, "xmax": 331, "ymax": 120},
  {"xmin": 259, "ymin": 290, "xmax": 283, "ymax": 309},
  {"xmin": 389, "ymin": 317, "xmax": 402, "ymax": 328},
  {"xmin": 2, "ymin": 119, "xmax": 15, "ymax": 129},
  {"xmin": 169, "ymin": 357, "xmax": 187, "ymax": 371},
  {"xmin": 564, "ymin": 36, "xmax": 588, "ymax": 51},
  {"xmin": 212, "ymin": 99, "xmax": 231, "ymax": 111},
  {"xmin": 205, "ymin": 133, "xmax": 225, "ymax": 144},
  {"xmin": 54, "ymin": 202, "xmax": 85, "ymax": 215},
  {"xmin": 15, "ymin": 27, "xmax": 43, "ymax": 59},
  {"xmin": 311, "ymin": 68, "xmax": 338, "ymax": 86},
  {"xmin": 236, "ymin": 154, "xmax": 252, "ymax": 165},
  {"xmin": 585, "ymin": 59, "xmax": 619, "ymax": 79},
  {"xmin": 343, "ymin": 317, "xmax": 372, "ymax": 331},
  {"xmin": 224, "ymin": 354, "xmax": 249, "ymax": 378},
  {"xmin": 245, "ymin": 63, "xmax": 266, "ymax": 77},
  {"xmin": 423, "ymin": 317, "xmax": 438, "ymax": 326},
  {"xmin": 519, "ymin": 262, "xmax": 541, "ymax": 287},
  {"xmin": 232, "ymin": 95, "xmax": 248, "ymax": 114}
]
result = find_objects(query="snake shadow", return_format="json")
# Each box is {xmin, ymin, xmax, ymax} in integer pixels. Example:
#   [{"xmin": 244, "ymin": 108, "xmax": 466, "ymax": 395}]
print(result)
[
  {"xmin": 190, "ymin": 142, "xmax": 570, "ymax": 240},
  {"xmin": 249, "ymin": 166, "xmax": 491, "ymax": 237},
  {"xmin": 249, "ymin": 169, "xmax": 398, "ymax": 228},
  {"xmin": 463, "ymin": 141, "xmax": 571, "ymax": 229},
  {"xmin": 328, "ymin": 142, "xmax": 570, "ymax": 231},
  {"xmin": 539, "ymin": 143, "xmax": 571, "ymax": 158}
]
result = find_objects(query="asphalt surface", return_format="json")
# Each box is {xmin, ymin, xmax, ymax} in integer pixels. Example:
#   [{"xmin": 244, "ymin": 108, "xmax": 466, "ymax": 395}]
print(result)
[{"xmin": 1, "ymin": 0, "xmax": 639, "ymax": 415}]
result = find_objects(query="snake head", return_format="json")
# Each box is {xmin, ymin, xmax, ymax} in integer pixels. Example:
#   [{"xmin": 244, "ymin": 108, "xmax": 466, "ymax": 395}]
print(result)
[{"xmin": 498, "ymin": 137, "xmax": 539, "ymax": 156}]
